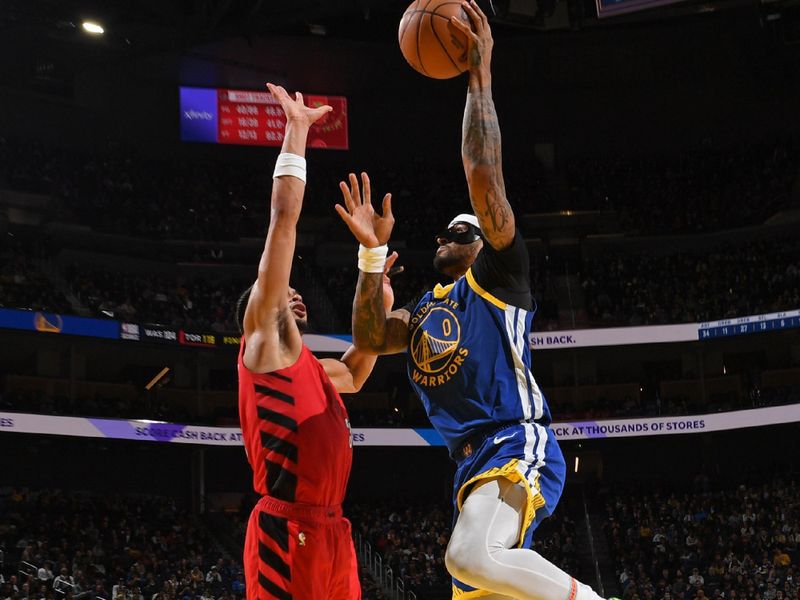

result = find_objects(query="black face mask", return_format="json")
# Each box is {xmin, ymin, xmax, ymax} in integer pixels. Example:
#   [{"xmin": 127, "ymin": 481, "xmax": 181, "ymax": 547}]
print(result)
[{"xmin": 436, "ymin": 224, "xmax": 482, "ymax": 245}]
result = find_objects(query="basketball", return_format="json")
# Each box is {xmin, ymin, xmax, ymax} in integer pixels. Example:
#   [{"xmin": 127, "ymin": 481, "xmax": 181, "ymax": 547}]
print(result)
[{"xmin": 398, "ymin": 0, "xmax": 470, "ymax": 79}]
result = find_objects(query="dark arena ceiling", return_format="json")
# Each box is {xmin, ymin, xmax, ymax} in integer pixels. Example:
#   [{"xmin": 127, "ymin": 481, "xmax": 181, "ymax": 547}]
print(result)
[
  {"xmin": 1, "ymin": 0, "xmax": 798, "ymax": 93},
  {"xmin": 3, "ymin": 0, "xmax": 798, "ymax": 50}
]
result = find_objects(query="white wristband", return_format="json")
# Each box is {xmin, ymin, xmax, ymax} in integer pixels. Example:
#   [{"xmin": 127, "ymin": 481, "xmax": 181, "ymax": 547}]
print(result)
[
  {"xmin": 272, "ymin": 153, "xmax": 307, "ymax": 183},
  {"xmin": 358, "ymin": 244, "xmax": 388, "ymax": 273}
]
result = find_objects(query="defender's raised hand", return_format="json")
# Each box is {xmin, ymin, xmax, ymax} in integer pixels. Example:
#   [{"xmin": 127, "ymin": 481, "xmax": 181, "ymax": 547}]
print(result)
[
  {"xmin": 335, "ymin": 172, "xmax": 395, "ymax": 249},
  {"xmin": 266, "ymin": 83, "xmax": 332, "ymax": 128}
]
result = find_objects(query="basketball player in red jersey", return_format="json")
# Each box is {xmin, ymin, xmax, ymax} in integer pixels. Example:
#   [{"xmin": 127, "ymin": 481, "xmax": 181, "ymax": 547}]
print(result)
[{"xmin": 236, "ymin": 83, "xmax": 398, "ymax": 600}]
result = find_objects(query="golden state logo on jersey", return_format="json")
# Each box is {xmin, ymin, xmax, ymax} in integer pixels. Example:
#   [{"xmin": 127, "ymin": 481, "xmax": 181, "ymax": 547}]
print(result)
[{"xmin": 409, "ymin": 299, "xmax": 469, "ymax": 387}]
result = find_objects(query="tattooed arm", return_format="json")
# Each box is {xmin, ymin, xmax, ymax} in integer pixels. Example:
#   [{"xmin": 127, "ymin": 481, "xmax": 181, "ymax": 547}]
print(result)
[
  {"xmin": 351, "ymin": 272, "xmax": 411, "ymax": 355},
  {"xmin": 451, "ymin": 0, "xmax": 515, "ymax": 251},
  {"xmin": 320, "ymin": 252, "xmax": 405, "ymax": 391}
]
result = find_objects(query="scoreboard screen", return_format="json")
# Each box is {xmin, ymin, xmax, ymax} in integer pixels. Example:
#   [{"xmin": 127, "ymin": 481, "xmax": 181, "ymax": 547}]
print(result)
[
  {"xmin": 179, "ymin": 86, "xmax": 348, "ymax": 150},
  {"xmin": 698, "ymin": 309, "xmax": 800, "ymax": 340}
]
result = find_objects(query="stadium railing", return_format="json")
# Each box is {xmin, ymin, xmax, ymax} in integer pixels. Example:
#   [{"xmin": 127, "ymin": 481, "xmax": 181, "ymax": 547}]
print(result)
[{"xmin": 354, "ymin": 531, "xmax": 418, "ymax": 600}]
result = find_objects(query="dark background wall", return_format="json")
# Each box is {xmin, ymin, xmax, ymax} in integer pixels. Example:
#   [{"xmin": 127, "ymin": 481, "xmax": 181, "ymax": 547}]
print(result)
[{"xmin": 1, "ymin": 8, "xmax": 798, "ymax": 165}]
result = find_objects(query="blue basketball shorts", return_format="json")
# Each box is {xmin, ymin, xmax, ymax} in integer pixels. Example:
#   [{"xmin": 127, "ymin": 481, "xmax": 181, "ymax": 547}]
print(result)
[{"xmin": 450, "ymin": 422, "xmax": 566, "ymax": 599}]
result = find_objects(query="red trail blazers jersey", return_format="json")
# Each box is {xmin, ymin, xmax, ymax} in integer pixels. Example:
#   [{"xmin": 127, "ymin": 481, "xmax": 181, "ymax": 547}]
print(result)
[{"xmin": 238, "ymin": 340, "xmax": 353, "ymax": 506}]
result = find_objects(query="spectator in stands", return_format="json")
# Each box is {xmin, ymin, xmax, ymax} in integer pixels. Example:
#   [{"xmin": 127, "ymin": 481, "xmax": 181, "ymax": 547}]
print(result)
[
  {"xmin": 53, "ymin": 568, "xmax": 74, "ymax": 595},
  {"xmin": 346, "ymin": 499, "xmax": 585, "ymax": 599},
  {"xmin": 689, "ymin": 567, "xmax": 705, "ymax": 589},
  {"xmin": 567, "ymin": 140, "xmax": 798, "ymax": 235},
  {"xmin": 2, "ymin": 134, "xmax": 797, "ymax": 333},
  {"xmin": 229, "ymin": 572, "xmax": 244, "ymax": 597},
  {"xmin": 204, "ymin": 566, "xmax": 222, "ymax": 595},
  {"xmin": 36, "ymin": 562, "xmax": 53, "ymax": 585},
  {"xmin": 604, "ymin": 476, "xmax": 800, "ymax": 600},
  {"xmin": 0, "ymin": 490, "xmax": 245, "ymax": 600}
]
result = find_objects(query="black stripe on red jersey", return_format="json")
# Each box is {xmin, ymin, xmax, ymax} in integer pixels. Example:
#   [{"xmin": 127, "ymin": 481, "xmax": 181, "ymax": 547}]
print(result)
[
  {"xmin": 269, "ymin": 372, "xmax": 292, "ymax": 383},
  {"xmin": 258, "ymin": 512, "xmax": 289, "ymax": 552},
  {"xmin": 257, "ymin": 406, "xmax": 297, "ymax": 432},
  {"xmin": 258, "ymin": 541, "xmax": 291, "ymax": 580},
  {"xmin": 265, "ymin": 458, "xmax": 298, "ymax": 502},
  {"xmin": 258, "ymin": 571, "xmax": 291, "ymax": 600},
  {"xmin": 260, "ymin": 431, "xmax": 298, "ymax": 463},
  {"xmin": 254, "ymin": 384, "xmax": 295, "ymax": 405}
]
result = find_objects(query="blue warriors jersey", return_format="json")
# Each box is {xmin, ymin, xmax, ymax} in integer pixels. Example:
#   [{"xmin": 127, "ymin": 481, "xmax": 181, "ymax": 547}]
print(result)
[
  {"xmin": 405, "ymin": 230, "xmax": 567, "ymax": 598},
  {"xmin": 406, "ymin": 230, "xmax": 552, "ymax": 457}
]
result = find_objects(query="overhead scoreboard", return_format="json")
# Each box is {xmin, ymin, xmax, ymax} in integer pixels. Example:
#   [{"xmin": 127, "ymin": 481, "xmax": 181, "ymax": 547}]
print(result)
[{"xmin": 179, "ymin": 86, "xmax": 348, "ymax": 150}]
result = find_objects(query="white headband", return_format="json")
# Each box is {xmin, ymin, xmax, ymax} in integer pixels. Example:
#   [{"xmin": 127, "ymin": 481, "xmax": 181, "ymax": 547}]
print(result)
[{"xmin": 448, "ymin": 214, "xmax": 481, "ymax": 231}]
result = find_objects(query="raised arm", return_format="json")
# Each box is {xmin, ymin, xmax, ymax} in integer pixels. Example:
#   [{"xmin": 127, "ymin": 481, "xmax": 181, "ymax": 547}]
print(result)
[
  {"xmin": 450, "ymin": 1, "xmax": 515, "ymax": 251},
  {"xmin": 242, "ymin": 84, "xmax": 332, "ymax": 373},
  {"xmin": 335, "ymin": 172, "xmax": 411, "ymax": 355}
]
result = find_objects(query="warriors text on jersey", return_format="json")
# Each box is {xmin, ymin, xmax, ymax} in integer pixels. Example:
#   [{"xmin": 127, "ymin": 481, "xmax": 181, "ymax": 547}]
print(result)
[
  {"xmin": 238, "ymin": 341, "xmax": 353, "ymax": 506},
  {"xmin": 406, "ymin": 230, "xmax": 552, "ymax": 456}
]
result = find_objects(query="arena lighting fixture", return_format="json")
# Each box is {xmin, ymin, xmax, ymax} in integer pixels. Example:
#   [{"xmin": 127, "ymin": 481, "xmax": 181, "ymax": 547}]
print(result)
[
  {"xmin": 82, "ymin": 21, "xmax": 104, "ymax": 35},
  {"xmin": 574, "ymin": 456, "xmax": 580, "ymax": 473}
]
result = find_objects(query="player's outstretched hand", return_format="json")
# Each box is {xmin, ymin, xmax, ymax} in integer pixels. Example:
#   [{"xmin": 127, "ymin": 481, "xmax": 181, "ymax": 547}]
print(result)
[
  {"xmin": 335, "ymin": 172, "xmax": 395, "ymax": 249},
  {"xmin": 449, "ymin": 0, "xmax": 493, "ymax": 74},
  {"xmin": 382, "ymin": 251, "xmax": 403, "ymax": 313},
  {"xmin": 266, "ymin": 83, "xmax": 332, "ymax": 127}
]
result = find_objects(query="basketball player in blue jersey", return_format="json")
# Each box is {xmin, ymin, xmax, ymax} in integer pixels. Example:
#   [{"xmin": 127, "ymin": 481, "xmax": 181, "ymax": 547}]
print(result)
[{"xmin": 335, "ymin": 2, "xmax": 619, "ymax": 600}]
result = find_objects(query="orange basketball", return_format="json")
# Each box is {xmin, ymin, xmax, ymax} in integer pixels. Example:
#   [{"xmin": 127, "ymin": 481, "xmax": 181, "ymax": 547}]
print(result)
[{"xmin": 398, "ymin": 0, "xmax": 470, "ymax": 80}]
